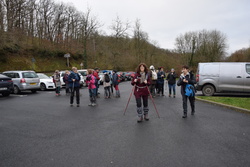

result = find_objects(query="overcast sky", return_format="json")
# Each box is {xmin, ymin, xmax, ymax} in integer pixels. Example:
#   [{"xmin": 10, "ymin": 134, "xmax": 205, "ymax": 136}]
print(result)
[{"xmin": 56, "ymin": 0, "xmax": 250, "ymax": 54}]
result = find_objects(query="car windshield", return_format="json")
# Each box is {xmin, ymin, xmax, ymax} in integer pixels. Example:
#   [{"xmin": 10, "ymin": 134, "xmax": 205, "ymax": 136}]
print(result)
[
  {"xmin": 37, "ymin": 73, "xmax": 50, "ymax": 79},
  {"xmin": 22, "ymin": 72, "xmax": 38, "ymax": 78}
]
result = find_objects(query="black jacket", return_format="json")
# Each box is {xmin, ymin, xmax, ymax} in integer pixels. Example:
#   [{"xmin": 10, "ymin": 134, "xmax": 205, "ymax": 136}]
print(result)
[
  {"xmin": 167, "ymin": 72, "xmax": 177, "ymax": 85},
  {"xmin": 177, "ymin": 72, "xmax": 196, "ymax": 95}
]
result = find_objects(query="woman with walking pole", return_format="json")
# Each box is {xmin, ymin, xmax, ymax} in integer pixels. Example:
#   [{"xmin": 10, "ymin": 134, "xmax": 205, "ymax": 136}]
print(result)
[
  {"xmin": 131, "ymin": 63, "xmax": 151, "ymax": 123},
  {"xmin": 68, "ymin": 67, "xmax": 81, "ymax": 107}
]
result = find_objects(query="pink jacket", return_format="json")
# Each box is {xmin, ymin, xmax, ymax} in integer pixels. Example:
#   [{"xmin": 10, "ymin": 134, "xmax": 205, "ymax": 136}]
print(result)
[{"xmin": 86, "ymin": 74, "xmax": 96, "ymax": 89}]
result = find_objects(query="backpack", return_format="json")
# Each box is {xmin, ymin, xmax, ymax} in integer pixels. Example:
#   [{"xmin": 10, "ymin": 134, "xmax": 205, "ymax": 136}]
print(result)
[
  {"xmin": 185, "ymin": 84, "xmax": 195, "ymax": 97},
  {"xmin": 152, "ymin": 71, "xmax": 157, "ymax": 80},
  {"xmin": 104, "ymin": 74, "xmax": 110, "ymax": 82}
]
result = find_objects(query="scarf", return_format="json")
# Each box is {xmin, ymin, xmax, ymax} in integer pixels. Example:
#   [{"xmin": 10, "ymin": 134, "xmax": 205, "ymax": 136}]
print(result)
[{"xmin": 140, "ymin": 72, "xmax": 146, "ymax": 83}]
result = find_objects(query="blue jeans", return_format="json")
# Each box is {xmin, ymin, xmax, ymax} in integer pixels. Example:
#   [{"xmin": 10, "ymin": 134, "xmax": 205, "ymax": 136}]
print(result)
[{"xmin": 168, "ymin": 83, "xmax": 176, "ymax": 95}]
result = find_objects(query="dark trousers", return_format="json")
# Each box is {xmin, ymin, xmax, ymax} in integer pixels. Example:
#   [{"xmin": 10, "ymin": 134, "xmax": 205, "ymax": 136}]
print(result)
[
  {"xmin": 182, "ymin": 95, "xmax": 195, "ymax": 113},
  {"xmin": 70, "ymin": 87, "xmax": 80, "ymax": 104},
  {"xmin": 65, "ymin": 83, "xmax": 70, "ymax": 93},
  {"xmin": 157, "ymin": 83, "xmax": 164, "ymax": 95},
  {"xmin": 104, "ymin": 86, "xmax": 111, "ymax": 97},
  {"xmin": 136, "ymin": 95, "xmax": 149, "ymax": 117}
]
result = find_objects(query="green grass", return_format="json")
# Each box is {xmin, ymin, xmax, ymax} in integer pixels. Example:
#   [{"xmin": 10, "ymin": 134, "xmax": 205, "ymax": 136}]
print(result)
[{"xmin": 196, "ymin": 96, "xmax": 250, "ymax": 110}]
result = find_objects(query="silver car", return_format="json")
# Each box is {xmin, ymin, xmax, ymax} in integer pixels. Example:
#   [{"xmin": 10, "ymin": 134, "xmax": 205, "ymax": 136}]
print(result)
[{"xmin": 2, "ymin": 71, "xmax": 40, "ymax": 94}]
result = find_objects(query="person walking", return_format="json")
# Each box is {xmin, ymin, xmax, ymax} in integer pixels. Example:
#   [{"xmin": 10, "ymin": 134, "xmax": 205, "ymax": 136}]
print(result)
[
  {"xmin": 112, "ymin": 70, "xmax": 120, "ymax": 98},
  {"xmin": 149, "ymin": 65, "xmax": 157, "ymax": 97},
  {"xmin": 167, "ymin": 68, "xmax": 177, "ymax": 98},
  {"xmin": 86, "ymin": 69, "xmax": 97, "ymax": 106},
  {"xmin": 63, "ymin": 70, "xmax": 70, "ymax": 96},
  {"xmin": 53, "ymin": 70, "xmax": 61, "ymax": 96},
  {"xmin": 103, "ymin": 71, "xmax": 111, "ymax": 98},
  {"xmin": 109, "ymin": 71, "xmax": 114, "ymax": 95},
  {"xmin": 68, "ymin": 67, "xmax": 81, "ymax": 107},
  {"xmin": 177, "ymin": 65, "xmax": 196, "ymax": 118},
  {"xmin": 157, "ymin": 67, "xmax": 166, "ymax": 96},
  {"xmin": 131, "ymin": 63, "xmax": 151, "ymax": 123}
]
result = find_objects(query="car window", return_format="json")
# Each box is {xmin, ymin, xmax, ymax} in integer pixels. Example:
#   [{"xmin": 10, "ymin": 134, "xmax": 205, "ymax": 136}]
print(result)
[
  {"xmin": 14, "ymin": 73, "xmax": 20, "ymax": 78},
  {"xmin": 22, "ymin": 72, "xmax": 38, "ymax": 78},
  {"xmin": 79, "ymin": 71, "xmax": 87, "ymax": 76},
  {"xmin": 246, "ymin": 64, "xmax": 250, "ymax": 74},
  {"xmin": 38, "ymin": 74, "xmax": 50, "ymax": 79}
]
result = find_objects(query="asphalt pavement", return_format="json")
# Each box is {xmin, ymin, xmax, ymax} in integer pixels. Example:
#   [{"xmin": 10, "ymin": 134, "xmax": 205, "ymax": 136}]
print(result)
[{"xmin": 0, "ymin": 82, "xmax": 250, "ymax": 167}]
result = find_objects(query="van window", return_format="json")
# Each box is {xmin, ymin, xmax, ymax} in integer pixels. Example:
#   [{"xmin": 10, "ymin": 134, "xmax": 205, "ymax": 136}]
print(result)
[{"xmin": 246, "ymin": 64, "xmax": 250, "ymax": 74}]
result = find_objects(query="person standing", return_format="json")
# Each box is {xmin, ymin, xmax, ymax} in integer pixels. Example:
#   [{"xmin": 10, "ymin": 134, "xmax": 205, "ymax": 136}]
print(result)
[
  {"xmin": 86, "ymin": 69, "xmax": 97, "ymax": 106},
  {"xmin": 53, "ymin": 70, "xmax": 61, "ymax": 96},
  {"xmin": 68, "ymin": 67, "xmax": 81, "ymax": 107},
  {"xmin": 177, "ymin": 65, "xmax": 196, "ymax": 118},
  {"xmin": 112, "ymin": 70, "xmax": 120, "ymax": 98},
  {"xmin": 63, "ymin": 70, "xmax": 70, "ymax": 96},
  {"xmin": 157, "ymin": 67, "xmax": 166, "ymax": 96},
  {"xmin": 93, "ymin": 67, "xmax": 100, "ymax": 98},
  {"xmin": 167, "ymin": 68, "xmax": 177, "ymax": 98},
  {"xmin": 149, "ymin": 65, "xmax": 157, "ymax": 97},
  {"xmin": 131, "ymin": 63, "xmax": 151, "ymax": 123},
  {"xmin": 103, "ymin": 71, "xmax": 111, "ymax": 98}
]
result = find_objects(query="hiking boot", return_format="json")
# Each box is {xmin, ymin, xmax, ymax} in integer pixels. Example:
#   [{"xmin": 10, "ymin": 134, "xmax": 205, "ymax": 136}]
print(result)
[
  {"xmin": 92, "ymin": 103, "xmax": 97, "ymax": 106},
  {"xmin": 144, "ymin": 114, "xmax": 149, "ymax": 121},
  {"xmin": 77, "ymin": 104, "xmax": 79, "ymax": 107},
  {"xmin": 173, "ymin": 95, "xmax": 176, "ymax": 98},
  {"xmin": 70, "ymin": 104, "xmax": 73, "ymax": 107},
  {"xmin": 88, "ymin": 103, "xmax": 92, "ymax": 106},
  {"xmin": 182, "ymin": 113, "xmax": 187, "ymax": 118},
  {"xmin": 137, "ymin": 116, "xmax": 143, "ymax": 123},
  {"xmin": 191, "ymin": 111, "xmax": 195, "ymax": 115}
]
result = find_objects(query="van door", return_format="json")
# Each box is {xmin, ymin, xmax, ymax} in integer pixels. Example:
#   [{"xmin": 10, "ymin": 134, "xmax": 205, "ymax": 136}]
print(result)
[
  {"xmin": 244, "ymin": 64, "xmax": 250, "ymax": 92},
  {"xmin": 219, "ymin": 63, "xmax": 244, "ymax": 92}
]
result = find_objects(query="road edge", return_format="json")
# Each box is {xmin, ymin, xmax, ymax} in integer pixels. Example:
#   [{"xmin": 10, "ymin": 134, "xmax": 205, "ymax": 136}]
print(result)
[{"xmin": 196, "ymin": 97, "xmax": 250, "ymax": 114}]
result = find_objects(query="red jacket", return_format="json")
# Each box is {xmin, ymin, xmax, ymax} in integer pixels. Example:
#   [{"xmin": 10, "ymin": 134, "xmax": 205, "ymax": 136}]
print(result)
[
  {"xmin": 93, "ymin": 71, "xmax": 100, "ymax": 80},
  {"xmin": 131, "ymin": 72, "xmax": 151, "ymax": 98}
]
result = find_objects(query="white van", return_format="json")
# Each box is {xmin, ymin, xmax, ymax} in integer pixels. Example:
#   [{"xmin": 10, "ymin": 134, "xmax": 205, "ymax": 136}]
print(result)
[{"xmin": 196, "ymin": 62, "xmax": 250, "ymax": 96}]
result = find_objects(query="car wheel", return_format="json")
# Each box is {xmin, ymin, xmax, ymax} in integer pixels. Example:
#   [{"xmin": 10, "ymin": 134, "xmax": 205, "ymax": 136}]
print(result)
[
  {"xmin": 202, "ymin": 84, "xmax": 215, "ymax": 96},
  {"xmin": 40, "ymin": 83, "xmax": 46, "ymax": 91},
  {"xmin": 13, "ymin": 86, "xmax": 20, "ymax": 94},
  {"xmin": 31, "ymin": 90, "xmax": 37, "ymax": 93},
  {"xmin": 2, "ymin": 92, "xmax": 10, "ymax": 97}
]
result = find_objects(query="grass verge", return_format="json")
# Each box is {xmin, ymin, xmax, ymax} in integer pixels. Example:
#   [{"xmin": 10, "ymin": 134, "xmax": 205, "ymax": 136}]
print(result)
[{"xmin": 196, "ymin": 96, "xmax": 250, "ymax": 111}]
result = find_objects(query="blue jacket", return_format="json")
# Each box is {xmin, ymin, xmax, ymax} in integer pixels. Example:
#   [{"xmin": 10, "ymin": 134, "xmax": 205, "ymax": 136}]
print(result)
[
  {"xmin": 68, "ymin": 72, "xmax": 81, "ymax": 88},
  {"xmin": 157, "ymin": 71, "xmax": 165, "ymax": 84}
]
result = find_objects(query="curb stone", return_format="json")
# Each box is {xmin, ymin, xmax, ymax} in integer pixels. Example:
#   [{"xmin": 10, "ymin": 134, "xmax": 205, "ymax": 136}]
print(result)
[{"xmin": 196, "ymin": 97, "xmax": 250, "ymax": 114}]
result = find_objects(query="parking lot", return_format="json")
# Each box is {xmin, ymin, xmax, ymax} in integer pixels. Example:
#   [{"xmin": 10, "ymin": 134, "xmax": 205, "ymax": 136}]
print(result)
[{"xmin": 0, "ymin": 82, "xmax": 250, "ymax": 167}]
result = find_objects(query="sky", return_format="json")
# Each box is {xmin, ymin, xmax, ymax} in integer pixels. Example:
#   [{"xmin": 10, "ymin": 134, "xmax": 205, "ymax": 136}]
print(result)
[{"xmin": 56, "ymin": 0, "xmax": 250, "ymax": 54}]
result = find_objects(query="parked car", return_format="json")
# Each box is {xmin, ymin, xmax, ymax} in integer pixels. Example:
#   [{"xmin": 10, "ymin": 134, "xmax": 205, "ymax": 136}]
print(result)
[
  {"xmin": 196, "ymin": 62, "xmax": 250, "ymax": 96},
  {"xmin": 98, "ymin": 72, "xmax": 104, "ymax": 85},
  {"xmin": 37, "ymin": 73, "xmax": 55, "ymax": 91},
  {"xmin": 78, "ymin": 69, "xmax": 87, "ymax": 86},
  {"xmin": 2, "ymin": 71, "xmax": 40, "ymax": 94},
  {"xmin": 0, "ymin": 74, "xmax": 14, "ymax": 96}
]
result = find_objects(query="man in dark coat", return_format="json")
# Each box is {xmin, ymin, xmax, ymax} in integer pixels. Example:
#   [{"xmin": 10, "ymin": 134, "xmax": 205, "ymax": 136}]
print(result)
[
  {"xmin": 68, "ymin": 67, "xmax": 81, "ymax": 107},
  {"xmin": 167, "ymin": 68, "xmax": 177, "ymax": 98},
  {"xmin": 177, "ymin": 65, "xmax": 196, "ymax": 118}
]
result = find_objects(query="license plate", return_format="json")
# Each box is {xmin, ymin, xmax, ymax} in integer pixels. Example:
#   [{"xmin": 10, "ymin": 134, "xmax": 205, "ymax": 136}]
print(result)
[
  {"xmin": 0, "ymin": 87, "xmax": 7, "ymax": 90},
  {"xmin": 30, "ymin": 83, "xmax": 36, "ymax": 85}
]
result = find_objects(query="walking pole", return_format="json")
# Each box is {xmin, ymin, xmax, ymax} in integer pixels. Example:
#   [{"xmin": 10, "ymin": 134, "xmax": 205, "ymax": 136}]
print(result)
[
  {"xmin": 147, "ymin": 86, "xmax": 160, "ymax": 118},
  {"xmin": 123, "ymin": 85, "xmax": 135, "ymax": 115}
]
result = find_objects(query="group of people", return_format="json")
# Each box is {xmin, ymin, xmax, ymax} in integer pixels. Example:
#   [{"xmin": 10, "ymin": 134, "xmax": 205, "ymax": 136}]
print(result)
[
  {"xmin": 52, "ymin": 63, "xmax": 196, "ymax": 122},
  {"xmin": 132, "ymin": 63, "xmax": 196, "ymax": 122},
  {"xmin": 148, "ymin": 65, "xmax": 177, "ymax": 98},
  {"xmin": 52, "ymin": 67, "xmax": 121, "ymax": 107}
]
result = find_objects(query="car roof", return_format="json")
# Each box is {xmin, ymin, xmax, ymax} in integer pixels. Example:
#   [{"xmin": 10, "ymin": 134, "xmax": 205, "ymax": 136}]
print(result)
[{"xmin": 3, "ymin": 70, "xmax": 36, "ymax": 73}]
